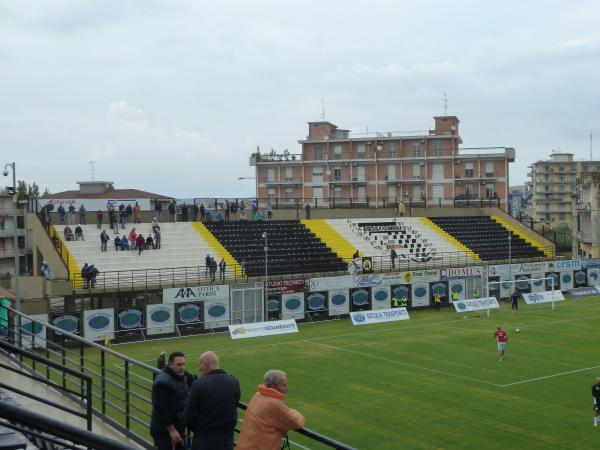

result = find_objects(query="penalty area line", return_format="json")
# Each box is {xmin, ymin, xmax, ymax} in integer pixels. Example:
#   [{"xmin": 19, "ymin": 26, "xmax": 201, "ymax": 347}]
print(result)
[{"xmin": 499, "ymin": 364, "xmax": 600, "ymax": 388}]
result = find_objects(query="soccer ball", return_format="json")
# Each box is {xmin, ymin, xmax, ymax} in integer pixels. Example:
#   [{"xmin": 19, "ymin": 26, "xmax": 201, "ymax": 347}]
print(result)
[{"xmin": 516, "ymin": 328, "xmax": 520, "ymax": 332}]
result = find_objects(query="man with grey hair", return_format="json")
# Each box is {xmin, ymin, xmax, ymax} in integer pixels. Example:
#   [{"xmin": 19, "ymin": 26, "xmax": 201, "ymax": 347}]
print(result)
[
  {"xmin": 184, "ymin": 351, "xmax": 240, "ymax": 450},
  {"xmin": 236, "ymin": 369, "xmax": 304, "ymax": 450}
]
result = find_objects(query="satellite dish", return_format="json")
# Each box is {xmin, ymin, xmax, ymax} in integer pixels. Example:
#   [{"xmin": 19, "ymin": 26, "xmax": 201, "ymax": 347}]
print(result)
[
  {"xmin": 323, "ymin": 135, "xmax": 330, "ymax": 141},
  {"xmin": 376, "ymin": 145, "xmax": 383, "ymax": 151},
  {"xmin": 325, "ymin": 169, "xmax": 331, "ymax": 176}
]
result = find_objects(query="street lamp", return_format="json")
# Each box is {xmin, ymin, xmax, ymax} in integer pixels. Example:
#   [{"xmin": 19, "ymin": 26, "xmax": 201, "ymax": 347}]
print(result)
[
  {"xmin": 3, "ymin": 162, "xmax": 21, "ymax": 313},
  {"xmin": 262, "ymin": 231, "xmax": 268, "ymax": 319},
  {"xmin": 237, "ymin": 177, "xmax": 256, "ymax": 180}
]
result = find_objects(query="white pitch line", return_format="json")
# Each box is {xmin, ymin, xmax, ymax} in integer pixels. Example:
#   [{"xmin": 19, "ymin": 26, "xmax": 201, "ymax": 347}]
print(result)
[
  {"xmin": 310, "ymin": 340, "xmax": 501, "ymax": 387},
  {"xmin": 499, "ymin": 364, "xmax": 600, "ymax": 388}
]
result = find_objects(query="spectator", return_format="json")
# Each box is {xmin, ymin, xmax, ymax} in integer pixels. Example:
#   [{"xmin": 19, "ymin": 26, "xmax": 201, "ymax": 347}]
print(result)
[
  {"xmin": 146, "ymin": 234, "xmax": 155, "ymax": 250},
  {"xmin": 192, "ymin": 203, "xmax": 199, "ymax": 222},
  {"xmin": 397, "ymin": 201, "xmax": 406, "ymax": 217},
  {"xmin": 241, "ymin": 259, "xmax": 248, "ymax": 278},
  {"xmin": 120, "ymin": 206, "xmax": 127, "ymax": 228},
  {"xmin": 154, "ymin": 228, "xmax": 161, "ymax": 249},
  {"xmin": 304, "ymin": 203, "xmax": 311, "ymax": 219},
  {"xmin": 96, "ymin": 209, "xmax": 103, "ymax": 229},
  {"xmin": 40, "ymin": 261, "xmax": 52, "ymax": 280},
  {"xmin": 126, "ymin": 203, "xmax": 133, "ymax": 224},
  {"xmin": 184, "ymin": 351, "xmax": 240, "ymax": 450},
  {"xmin": 114, "ymin": 236, "xmax": 121, "ymax": 251},
  {"xmin": 199, "ymin": 203, "xmax": 206, "ymax": 222},
  {"xmin": 81, "ymin": 263, "xmax": 89, "ymax": 288},
  {"xmin": 390, "ymin": 248, "xmax": 397, "ymax": 269},
  {"xmin": 78, "ymin": 204, "xmax": 87, "ymax": 224},
  {"xmin": 237, "ymin": 370, "xmax": 304, "ymax": 450},
  {"xmin": 68, "ymin": 204, "xmax": 76, "ymax": 224},
  {"xmin": 209, "ymin": 258, "xmax": 217, "ymax": 283},
  {"xmin": 108, "ymin": 207, "xmax": 118, "ymax": 233},
  {"xmin": 150, "ymin": 352, "xmax": 190, "ymax": 450},
  {"xmin": 152, "ymin": 218, "xmax": 160, "ymax": 233},
  {"xmin": 75, "ymin": 225, "xmax": 84, "ymax": 241},
  {"xmin": 205, "ymin": 255, "xmax": 211, "ymax": 278},
  {"xmin": 129, "ymin": 228, "xmax": 137, "ymax": 250},
  {"xmin": 133, "ymin": 202, "xmax": 142, "ymax": 224},
  {"xmin": 352, "ymin": 250, "xmax": 360, "ymax": 260},
  {"xmin": 100, "ymin": 230, "xmax": 110, "ymax": 252},
  {"xmin": 155, "ymin": 201, "xmax": 162, "ymax": 221},
  {"xmin": 88, "ymin": 264, "xmax": 99, "ymax": 288},
  {"xmin": 434, "ymin": 292, "xmax": 442, "ymax": 311},
  {"xmin": 181, "ymin": 203, "xmax": 189, "ymax": 222},
  {"xmin": 266, "ymin": 203, "xmax": 272, "ymax": 220},
  {"xmin": 64, "ymin": 225, "xmax": 74, "ymax": 241},
  {"xmin": 120, "ymin": 234, "xmax": 130, "ymax": 250},
  {"xmin": 136, "ymin": 234, "xmax": 145, "ymax": 255},
  {"xmin": 219, "ymin": 258, "xmax": 226, "ymax": 281},
  {"xmin": 57, "ymin": 204, "xmax": 66, "ymax": 224},
  {"xmin": 168, "ymin": 201, "xmax": 176, "ymax": 222},
  {"xmin": 251, "ymin": 201, "xmax": 257, "ymax": 219},
  {"xmin": 224, "ymin": 201, "xmax": 230, "ymax": 221}
]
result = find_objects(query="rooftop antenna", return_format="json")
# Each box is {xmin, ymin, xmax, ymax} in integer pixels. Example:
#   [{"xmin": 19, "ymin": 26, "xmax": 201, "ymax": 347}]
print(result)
[
  {"xmin": 321, "ymin": 98, "xmax": 326, "ymax": 120},
  {"xmin": 591, "ymin": 131, "xmax": 593, "ymax": 161},
  {"xmin": 89, "ymin": 161, "xmax": 95, "ymax": 181},
  {"xmin": 443, "ymin": 93, "xmax": 448, "ymax": 115}
]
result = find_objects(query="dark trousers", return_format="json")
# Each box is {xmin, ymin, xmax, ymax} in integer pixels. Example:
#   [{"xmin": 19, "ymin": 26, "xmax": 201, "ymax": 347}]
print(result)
[
  {"xmin": 191, "ymin": 431, "xmax": 234, "ymax": 450},
  {"xmin": 511, "ymin": 301, "xmax": 518, "ymax": 310}
]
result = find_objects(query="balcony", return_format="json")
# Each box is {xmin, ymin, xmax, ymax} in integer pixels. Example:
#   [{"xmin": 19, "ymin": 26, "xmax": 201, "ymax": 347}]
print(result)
[
  {"xmin": 250, "ymin": 151, "xmax": 302, "ymax": 166},
  {"xmin": 0, "ymin": 229, "xmax": 25, "ymax": 238},
  {"xmin": 328, "ymin": 177, "xmax": 368, "ymax": 186},
  {"xmin": 262, "ymin": 178, "xmax": 300, "ymax": 186}
]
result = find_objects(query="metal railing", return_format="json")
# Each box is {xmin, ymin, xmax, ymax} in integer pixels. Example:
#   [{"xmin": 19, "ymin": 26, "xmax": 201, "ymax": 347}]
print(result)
[{"xmin": 0, "ymin": 305, "xmax": 356, "ymax": 450}]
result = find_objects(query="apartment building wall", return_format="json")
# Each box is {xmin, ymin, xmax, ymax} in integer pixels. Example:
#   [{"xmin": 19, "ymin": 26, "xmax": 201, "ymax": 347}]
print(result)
[
  {"xmin": 575, "ymin": 174, "xmax": 600, "ymax": 258},
  {"xmin": 0, "ymin": 195, "xmax": 25, "ymax": 276},
  {"xmin": 252, "ymin": 116, "xmax": 514, "ymax": 208}
]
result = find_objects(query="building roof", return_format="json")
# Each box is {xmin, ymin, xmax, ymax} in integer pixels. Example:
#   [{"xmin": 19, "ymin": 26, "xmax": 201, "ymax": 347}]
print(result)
[{"xmin": 42, "ymin": 188, "xmax": 172, "ymax": 200}]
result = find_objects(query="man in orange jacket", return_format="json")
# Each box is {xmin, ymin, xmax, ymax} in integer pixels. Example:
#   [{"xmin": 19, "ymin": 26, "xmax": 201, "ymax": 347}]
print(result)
[{"xmin": 236, "ymin": 370, "xmax": 304, "ymax": 450}]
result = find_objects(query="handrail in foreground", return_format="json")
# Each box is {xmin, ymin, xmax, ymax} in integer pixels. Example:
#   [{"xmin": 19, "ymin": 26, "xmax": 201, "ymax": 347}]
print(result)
[{"xmin": 1, "ymin": 304, "xmax": 357, "ymax": 450}]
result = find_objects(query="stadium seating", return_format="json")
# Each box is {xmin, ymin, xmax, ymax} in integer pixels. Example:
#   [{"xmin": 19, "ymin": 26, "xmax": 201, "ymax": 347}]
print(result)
[
  {"xmin": 205, "ymin": 220, "xmax": 347, "ymax": 277},
  {"xmin": 429, "ymin": 216, "xmax": 545, "ymax": 260}
]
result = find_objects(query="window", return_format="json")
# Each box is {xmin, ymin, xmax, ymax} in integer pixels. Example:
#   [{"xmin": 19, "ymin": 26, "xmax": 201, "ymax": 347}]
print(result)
[
  {"xmin": 285, "ymin": 188, "xmax": 294, "ymax": 200},
  {"xmin": 333, "ymin": 144, "xmax": 342, "ymax": 160},
  {"xmin": 485, "ymin": 183, "xmax": 494, "ymax": 198},
  {"xmin": 388, "ymin": 142, "xmax": 397, "ymax": 158},
  {"xmin": 388, "ymin": 184, "xmax": 396, "ymax": 200},
  {"xmin": 559, "ymin": 166, "xmax": 564, "ymax": 172},
  {"xmin": 465, "ymin": 162, "xmax": 474, "ymax": 178},
  {"xmin": 545, "ymin": 174, "xmax": 550, "ymax": 181},
  {"xmin": 314, "ymin": 144, "xmax": 322, "ymax": 160},
  {"xmin": 434, "ymin": 141, "xmax": 442, "ymax": 157},
  {"xmin": 544, "ymin": 165, "xmax": 550, "ymax": 172},
  {"xmin": 285, "ymin": 167, "xmax": 293, "ymax": 181},
  {"xmin": 583, "ymin": 165, "xmax": 588, "ymax": 173},
  {"xmin": 267, "ymin": 168, "xmax": 275, "ymax": 182},
  {"xmin": 559, "ymin": 203, "xmax": 566, "ymax": 211},
  {"xmin": 559, "ymin": 175, "xmax": 564, "ymax": 183},
  {"xmin": 559, "ymin": 184, "xmax": 565, "ymax": 192},
  {"xmin": 545, "ymin": 185, "xmax": 550, "ymax": 192},
  {"xmin": 559, "ymin": 213, "xmax": 566, "ymax": 221},
  {"xmin": 267, "ymin": 188, "xmax": 276, "ymax": 203},
  {"xmin": 357, "ymin": 143, "xmax": 366, "ymax": 159},
  {"xmin": 485, "ymin": 161, "xmax": 494, "ymax": 177},
  {"xmin": 334, "ymin": 187, "xmax": 342, "ymax": 200},
  {"xmin": 465, "ymin": 184, "xmax": 473, "ymax": 197},
  {"xmin": 387, "ymin": 165, "xmax": 396, "ymax": 181},
  {"xmin": 545, "ymin": 213, "xmax": 550, "ymax": 221},
  {"xmin": 412, "ymin": 163, "xmax": 421, "ymax": 178},
  {"xmin": 412, "ymin": 143, "xmax": 422, "ymax": 157},
  {"xmin": 334, "ymin": 167, "xmax": 342, "ymax": 181}
]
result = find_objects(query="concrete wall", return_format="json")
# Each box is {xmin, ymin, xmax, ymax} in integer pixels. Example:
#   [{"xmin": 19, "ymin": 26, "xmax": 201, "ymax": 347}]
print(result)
[{"xmin": 28, "ymin": 213, "xmax": 69, "ymax": 280}]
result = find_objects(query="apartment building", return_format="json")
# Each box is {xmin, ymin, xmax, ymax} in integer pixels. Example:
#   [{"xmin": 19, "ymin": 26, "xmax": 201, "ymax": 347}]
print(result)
[
  {"xmin": 574, "ymin": 173, "xmax": 600, "ymax": 258},
  {"xmin": 529, "ymin": 153, "xmax": 600, "ymax": 225},
  {"xmin": 250, "ymin": 116, "xmax": 515, "ymax": 208},
  {"xmin": 0, "ymin": 194, "xmax": 25, "ymax": 276}
]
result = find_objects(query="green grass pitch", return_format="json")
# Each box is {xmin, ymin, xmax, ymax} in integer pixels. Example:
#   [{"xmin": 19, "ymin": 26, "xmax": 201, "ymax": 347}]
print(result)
[{"xmin": 110, "ymin": 296, "xmax": 600, "ymax": 450}]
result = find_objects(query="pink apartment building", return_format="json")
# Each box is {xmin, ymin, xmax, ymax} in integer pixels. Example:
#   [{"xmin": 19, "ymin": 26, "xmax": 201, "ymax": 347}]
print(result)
[{"xmin": 250, "ymin": 116, "xmax": 515, "ymax": 208}]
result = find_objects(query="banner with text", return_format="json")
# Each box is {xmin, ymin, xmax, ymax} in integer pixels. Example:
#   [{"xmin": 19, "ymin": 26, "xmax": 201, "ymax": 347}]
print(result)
[
  {"xmin": 163, "ymin": 284, "xmax": 230, "ymax": 304},
  {"xmin": 44, "ymin": 198, "xmax": 151, "ymax": 212},
  {"xmin": 281, "ymin": 292, "xmax": 305, "ymax": 320},
  {"xmin": 204, "ymin": 299, "xmax": 230, "ymax": 329},
  {"xmin": 440, "ymin": 266, "xmax": 482, "ymax": 280},
  {"xmin": 229, "ymin": 319, "xmax": 299, "ymax": 339},
  {"xmin": 569, "ymin": 286, "xmax": 600, "ymax": 299},
  {"xmin": 522, "ymin": 290, "xmax": 565, "ymax": 304},
  {"xmin": 146, "ymin": 303, "xmax": 175, "ymax": 335},
  {"xmin": 83, "ymin": 308, "xmax": 114, "ymax": 342},
  {"xmin": 350, "ymin": 307, "xmax": 410, "ymax": 326},
  {"xmin": 453, "ymin": 297, "xmax": 500, "ymax": 313},
  {"xmin": 328, "ymin": 290, "xmax": 349, "ymax": 316}
]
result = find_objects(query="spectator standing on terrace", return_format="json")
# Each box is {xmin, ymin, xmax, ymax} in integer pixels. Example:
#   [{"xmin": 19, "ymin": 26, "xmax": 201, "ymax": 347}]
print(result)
[
  {"xmin": 75, "ymin": 225, "xmax": 84, "ymax": 241},
  {"xmin": 126, "ymin": 203, "xmax": 133, "ymax": 224},
  {"xmin": 219, "ymin": 258, "xmax": 226, "ymax": 281},
  {"xmin": 266, "ymin": 203, "xmax": 272, "ymax": 220},
  {"xmin": 136, "ymin": 234, "xmax": 145, "ymax": 255},
  {"xmin": 150, "ymin": 352, "xmax": 190, "ymax": 450},
  {"xmin": 237, "ymin": 370, "xmax": 304, "ymax": 450},
  {"xmin": 128, "ymin": 228, "xmax": 137, "ymax": 250},
  {"xmin": 57, "ymin": 204, "xmax": 66, "ymax": 224},
  {"xmin": 184, "ymin": 351, "xmax": 240, "ymax": 450},
  {"xmin": 192, "ymin": 203, "xmax": 199, "ymax": 222},
  {"xmin": 152, "ymin": 218, "xmax": 160, "ymax": 233},
  {"xmin": 78, "ymin": 204, "xmax": 86, "ymax": 224},
  {"xmin": 88, "ymin": 264, "xmax": 99, "ymax": 288},
  {"xmin": 96, "ymin": 209, "xmax": 103, "ymax": 229},
  {"xmin": 68, "ymin": 204, "xmax": 76, "ymax": 224},
  {"xmin": 155, "ymin": 201, "xmax": 162, "ymax": 221},
  {"xmin": 224, "ymin": 201, "xmax": 230, "ymax": 221},
  {"xmin": 199, "ymin": 203, "xmax": 205, "ymax": 222},
  {"xmin": 169, "ymin": 201, "xmax": 176, "ymax": 222},
  {"xmin": 593, "ymin": 377, "xmax": 600, "ymax": 426},
  {"xmin": 304, "ymin": 203, "xmax": 311, "ymax": 219},
  {"xmin": 81, "ymin": 263, "xmax": 89, "ymax": 288},
  {"xmin": 100, "ymin": 230, "xmax": 109, "ymax": 252},
  {"xmin": 390, "ymin": 248, "xmax": 397, "ymax": 269},
  {"xmin": 154, "ymin": 228, "xmax": 161, "ymax": 249},
  {"xmin": 494, "ymin": 326, "xmax": 508, "ymax": 362},
  {"xmin": 120, "ymin": 206, "xmax": 127, "ymax": 228},
  {"xmin": 397, "ymin": 200, "xmax": 405, "ymax": 217},
  {"xmin": 133, "ymin": 202, "xmax": 142, "ymax": 224},
  {"xmin": 114, "ymin": 236, "xmax": 121, "ymax": 251},
  {"xmin": 108, "ymin": 207, "xmax": 118, "ymax": 233},
  {"xmin": 146, "ymin": 234, "xmax": 155, "ymax": 250},
  {"xmin": 209, "ymin": 258, "xmax": 217, "ymax": 283},
  {"xmin": 40, "ymin": 261, "xmax": 52, "ymax": 280}
]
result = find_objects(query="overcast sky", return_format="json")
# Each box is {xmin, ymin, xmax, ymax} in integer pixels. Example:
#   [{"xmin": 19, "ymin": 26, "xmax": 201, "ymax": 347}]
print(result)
[{"xmin": 1, "ymin": 0, "xmax": 599, "ymax": 198}]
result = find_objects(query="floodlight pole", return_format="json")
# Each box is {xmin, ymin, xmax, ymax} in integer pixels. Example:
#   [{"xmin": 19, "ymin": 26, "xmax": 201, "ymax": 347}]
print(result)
[
  {"xmin": 263, "ymin": 231, "xmax": 268, "ymax": 318},
  {"xmin": 4, "ymin": 162, "xmax": 20, "ymax": 313}
]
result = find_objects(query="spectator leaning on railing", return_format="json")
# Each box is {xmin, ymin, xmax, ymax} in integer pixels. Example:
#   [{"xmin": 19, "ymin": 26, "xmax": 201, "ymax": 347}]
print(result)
[{"xmin": 236, "ymin": 370, "xmax": 304, "ymax": 450}]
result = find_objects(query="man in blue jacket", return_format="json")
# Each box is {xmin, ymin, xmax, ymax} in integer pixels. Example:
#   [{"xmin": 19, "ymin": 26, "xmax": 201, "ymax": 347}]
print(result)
[{"xmin": 151, "ymin": 352, "xmax": 190, "ymax": 450}]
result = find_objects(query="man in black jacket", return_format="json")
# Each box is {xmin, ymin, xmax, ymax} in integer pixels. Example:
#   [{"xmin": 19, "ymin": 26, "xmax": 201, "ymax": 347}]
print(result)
[
  {"xmin": 184, "ymin": 351, "xmax": 240, "ymax": 450},
  {"xmin": 151, "ymin": 352, "xmax": 190, "ymax": 450}
]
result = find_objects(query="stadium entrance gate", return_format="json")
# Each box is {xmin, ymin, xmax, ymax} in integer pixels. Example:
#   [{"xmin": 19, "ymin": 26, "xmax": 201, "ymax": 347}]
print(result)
[{"xmin": 230, "ymin": 282, "xmax": 264, "ymax": 325}]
